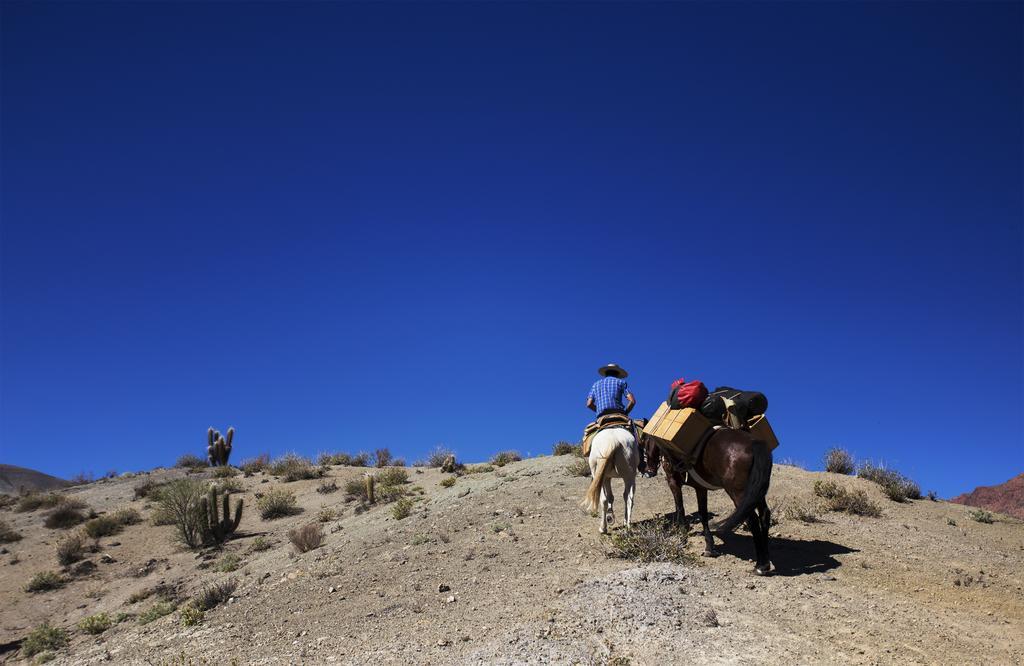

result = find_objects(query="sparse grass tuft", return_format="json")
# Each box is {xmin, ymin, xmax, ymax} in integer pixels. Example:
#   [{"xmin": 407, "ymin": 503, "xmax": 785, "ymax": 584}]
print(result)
[
  {"xmin": 0, "ymin": 519, "xmax": 22, "ymax": 543},
  {"xmin": 781, "ymin": 498, "xmax": 820, "ymax": 523},
  {"xmin": 78, "ymin": 613, "xmax": 112, "ymax": 635},
  {"xmin": 607, "ymin": 522, "xmax": 696, "ymax": 564},
  {"xmin": 175, "ymin": 454, "xmax": 207, "ymax": 469},
  {"xmin": 968, "ymin": 508, "xmax": 994, "ymax": 524},
  {"xmin": 316, "ymin": 480, "xmax": 338, "ymax": 494},
  {"xmin": 317, "ymin": 507, "xmax": 338, "ymax": 522},
  {"xmin": 216, "ymin": 478, "xmax": 245, "ymax": 494},
  {"xmin": 20, "ymin": 624, "xmax": 67, "ymax": 658},
  {"xmin": 288, "ymin": 523, "xmax": 324, "ymax": 553},
  {"xmin": 16, "ymin": 493, "xmax": 67, "ymax": 513},
  {"xmin": 464, "ymin": 464, "xmax": 494, "ymax": 474},
  {"xmin": 213, "ymin": 553, "xmax": 242, "ymax": 573},
  {"xmin": 813, "ymin": 480, "xmax": 882, "ymax": 517},
  {"xmin": 565, "ymin": 458, "xmax": 591, "ymax": 477},
  {"xmin": 55, "ymin": 532, "xmax": 87, "ymax": 566},
  {"xmin": 212, "ymin": 466, "xmax": 239, "ymax": 478},
  {"xmin": 194, "ymin": 579, "xmax": 237, "ymax": 610},
  {"xmin": 248, "ymin": 536, "xmax": 272, "ymax": 552},
  {"xmin": 391, "ymin": 497, "xmax": 414, "ymax": 520},
  {"xmin": 823, "ymin": 447, "xmax": 855, "ymax": 475},
  {"xmin": 552, "ymin": 441, "xmax": 580, "ymax": 456},
  {"xmin": 137, "ymin": 601, "xmax": 176, "ymax": 625},
  {"xmin": 267, "ymin": 454, "xmax": 323, "ymax": 482},
  {"xmin": 440, "ymin": 476, "xmax": 457, "ymax": 488},
  {"xmin": 490, "ymin": 450, "xmax": 522, "ymax": 467},
  {"xmin": 256, "ymin": 488, "xmax": 300, "ymax": 520},
  {"xmin": 25, "ymin": 571, "xmax": 65, "ymax": 593}
]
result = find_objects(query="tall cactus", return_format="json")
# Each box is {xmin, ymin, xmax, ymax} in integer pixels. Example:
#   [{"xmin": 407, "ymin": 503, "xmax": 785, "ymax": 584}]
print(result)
[
  {"xmin": 198, "ymin": 486, "xmax": 243, "ymax": 545},
  {"xmin": 206, "ymin": 427, "xmax": 234, "ymax": 467}
]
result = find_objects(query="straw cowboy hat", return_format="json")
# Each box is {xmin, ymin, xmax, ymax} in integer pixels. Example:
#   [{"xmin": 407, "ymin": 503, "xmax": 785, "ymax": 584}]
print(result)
[{"xmin": 597, "ymin": 363, "xmax": 628, "ymax": 378}]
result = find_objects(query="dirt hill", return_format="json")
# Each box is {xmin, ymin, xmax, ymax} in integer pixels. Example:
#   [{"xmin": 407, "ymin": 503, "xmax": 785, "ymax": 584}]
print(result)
[
  {"xmin": 1, "ymin": 456, "xmax": 1022, "ymax": 665},
  {"xmin": 951, "ymin": 473, "xmax": 1024, "ymax": 520},
  {"xmin": 0, "ymin": 465, "xmax": 70, "ymax": 496}
]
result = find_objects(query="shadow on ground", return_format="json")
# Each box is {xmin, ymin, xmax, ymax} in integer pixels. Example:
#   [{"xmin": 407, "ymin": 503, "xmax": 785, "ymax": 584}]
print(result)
[{"xmin": 715, "ymin": 529, "xmax": 859, "ymax": 576}]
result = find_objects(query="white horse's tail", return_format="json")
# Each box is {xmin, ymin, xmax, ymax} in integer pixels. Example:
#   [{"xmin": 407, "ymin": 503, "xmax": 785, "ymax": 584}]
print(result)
[{"xmin": 582, "ymin": 454, "xmax": 613, "ymax": 514}]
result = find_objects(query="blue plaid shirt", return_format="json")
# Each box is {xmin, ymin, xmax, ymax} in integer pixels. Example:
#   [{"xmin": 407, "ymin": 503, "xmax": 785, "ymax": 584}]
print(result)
[{"xmin": 587, "ymin": 376, "xmax": 632, "ymax": 414}]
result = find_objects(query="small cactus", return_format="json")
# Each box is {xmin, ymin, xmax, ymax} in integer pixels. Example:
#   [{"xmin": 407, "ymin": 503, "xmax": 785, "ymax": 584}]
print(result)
[
  {"xmin": 207, "ymin": 427, "xmax": 234, "ymax": 467},
  {"xmin": 198, "ymin": 486, "xmax": 243, "ymax": 545},
  {"xmin": 365, "ymin": 474, "xmax": 375, "ymax": 504}
]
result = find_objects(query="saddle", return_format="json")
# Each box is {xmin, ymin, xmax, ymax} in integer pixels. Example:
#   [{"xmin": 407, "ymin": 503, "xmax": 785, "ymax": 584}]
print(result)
[{"xmin": 581, "ymin": 413, "xmax": 637, "ymax": 456}]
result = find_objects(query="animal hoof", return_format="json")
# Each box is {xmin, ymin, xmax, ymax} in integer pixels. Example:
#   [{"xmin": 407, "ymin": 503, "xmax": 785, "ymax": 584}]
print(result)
[
  {"xmin": 753, "ymin": 564, "xmax": 772, "ymax": 576},
  {"xmin": 702, "ymin": 549, "xmax": 719, "ymax": 558}
]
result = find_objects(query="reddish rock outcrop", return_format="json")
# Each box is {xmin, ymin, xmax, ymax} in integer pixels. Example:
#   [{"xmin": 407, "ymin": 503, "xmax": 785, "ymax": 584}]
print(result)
[{"xmin": 951, "ymin": 473, "xmax": 1024, "ymax": 520}]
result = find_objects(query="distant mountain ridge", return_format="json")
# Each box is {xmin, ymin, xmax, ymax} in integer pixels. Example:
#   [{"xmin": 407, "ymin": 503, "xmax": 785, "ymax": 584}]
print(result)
[
  {"xmin": 0, "ymin": 464, "xmax": 71, "ymax": 495},
  {"xmin": 951, "ymin": 473, "xmax": 1024, "ymax": 520}
]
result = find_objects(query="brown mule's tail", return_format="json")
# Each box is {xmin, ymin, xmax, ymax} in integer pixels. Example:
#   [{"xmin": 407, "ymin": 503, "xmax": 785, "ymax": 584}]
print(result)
[
  {"xmin": 713, "ymin": 440, "xmax": 773, "ymax": 534},
  {"xmin": 581, "ymin": 452, "xmax": 614, "ymax": 513}
]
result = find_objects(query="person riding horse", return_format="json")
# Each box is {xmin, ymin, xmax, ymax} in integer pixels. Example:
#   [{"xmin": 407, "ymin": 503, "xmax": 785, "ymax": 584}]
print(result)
[{"xmin": 584, "ymin": 363, "xmax": 647, "ymax": 471}]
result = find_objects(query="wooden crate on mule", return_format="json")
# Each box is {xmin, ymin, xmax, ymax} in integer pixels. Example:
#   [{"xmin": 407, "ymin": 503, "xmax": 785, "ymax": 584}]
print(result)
[
  {"xmin": 642, "ymin": 403, "xmax": 712, "ymax": 463},
  {"xmin": 746, "ymin": 414, "xmax": 780, "ymax": 450}
]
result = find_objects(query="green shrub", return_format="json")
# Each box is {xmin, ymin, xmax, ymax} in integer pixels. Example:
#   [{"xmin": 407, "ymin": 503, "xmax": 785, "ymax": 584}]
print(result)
[
  {"xmin": 155, "ymin": 478, "xmax": 208, "ymax": 548},
  {"xmin": 55, "ymin": 532, "xmax": 87, "ymax": 566},
  {"xmin": 464, "ymin": 464, "xmax": 494, "ymax": 474},
  {"xmin": 317, "ymin": 507, "xmax": 338, "ymax": 522},
  {"xmin": 83, "ymin": 515, "xmax": 121, "ymax": 538},
  {"xmin": 823, "ymin": 447, "xmax": 855, "ymax": 475},
  {"xmin": 180, "ymin": 603, "xmax": 204, "ymax": 627},
  {"xmin": 43, "ymin": 504, "xmax": 89, "ymax": 529},
  {"xmin": 138, "ymin": 601, "xmax": 176, "ymax": 625},
  {"xmin": 25, "ymin": 571, "xmax": 65, "ymax": 593},
  {"xmin": 344, "ymin": 478, "xmax": 369, "ymax": 501},
  {"xmin": 607, "ymin": 523, "xmax": 696, "ymax": 564},
  {"xmin": 392, "ymin": 498, "xmax": 414, "ymax": 520},
  {"xmin": 175, "ymin": 454, "xmax": 207, "ymax": 469},
  {"xmin": 0, "ymin": 519, "xmax": 22, "ymax": 544},
  {"xmin": 440, "ymin": 476, "xmax": 457, "ymax": 488},
  {"xmin": 216, "ymin": 478, "xmax": 245, "ymax": 494},
  {"xmin": 968, "ymin": 508, "xmax": 994, "ymax": 524},
  {"xmin": 813, "ymin": 480, "xmax": 881, "ymax": 517},
  {"xmin": 16, "ymin": 493, "xmax": 66, "ymax": 513},
  {"xmin": 248, "ymin": 536, "xmax": 273, "ymax": 552},
  {"xmin": 490, "ymin": 450, "xmax": 522, "ymax": 467},
  {"xmin": 214, "ymin": 553, "xmax": 242, "ymax": 573},
  {"xmin": 20, "ymin": 624, "xmax": 67, "ymax": 658},
  {"xmin": 376, "ymin": 468, "xmax": 409, "ymax": 487},
  {"xmin": 256, "ymin": 488, "xmax": 300, "ymax": 520},
  {"xmin": 78, "ymin": 613, "xmax": 112, "ymax": 635},
  {"xmin": 133, "ymin": 480, "xmax": 167, "ymax": 500},
  {"xmin": 212, "ymin": 466, "xmax": 239, "ymax": 478},
  {"xmin": 552, "ymin": 441, "xmax": 580, "ymax": 456}
]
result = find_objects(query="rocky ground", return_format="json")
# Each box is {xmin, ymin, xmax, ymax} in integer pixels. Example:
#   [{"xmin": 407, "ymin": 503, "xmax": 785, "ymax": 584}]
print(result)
[{"xmin": 1, "ymin": 455, "xmax": 1022, "ymax": 665}]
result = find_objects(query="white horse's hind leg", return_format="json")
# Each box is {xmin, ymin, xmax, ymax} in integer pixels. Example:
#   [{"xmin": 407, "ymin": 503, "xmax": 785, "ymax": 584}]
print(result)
[
  {"xmin": 623, "ymin": 476, "xmax": 635, "ymax": 529},
  {"xmin": 599, "ymin": 485, "xmax": 609, "ymax": 534},
  {"xmin": 603, "ymin": 477, "xmax": 614, "ymax": 528}
]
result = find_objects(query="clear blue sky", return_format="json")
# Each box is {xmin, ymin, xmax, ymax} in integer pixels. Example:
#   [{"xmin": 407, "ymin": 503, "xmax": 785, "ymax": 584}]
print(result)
[{"xmin": 1, "ymin": 2, "xmax": 1020, "ymax": 498}]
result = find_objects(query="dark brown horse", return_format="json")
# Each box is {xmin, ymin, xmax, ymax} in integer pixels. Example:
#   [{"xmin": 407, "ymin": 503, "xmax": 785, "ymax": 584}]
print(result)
[{"xmin": 641, "ymin": 428, "xmax": 774, "ymax": 575}]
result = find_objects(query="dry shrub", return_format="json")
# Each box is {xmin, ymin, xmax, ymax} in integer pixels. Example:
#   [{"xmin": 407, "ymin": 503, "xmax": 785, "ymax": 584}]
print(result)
[
  {"xmin": 133, "ymin": 479, "xmax": 167, "ymax": 500},
  {"xmin": 138, "ymin": 601, "xmax": 176, "ymax": 625},
  {"xmin": 268, "ymin": 454, "xmax": 323, "ymax": 482},
  {"xmin": 781, "ymin": 498, "xmax": 820, "ymax": 523},
  {"xmin": 968, "ymin": 508, "xmax": 994, "ymax": 524},
  {"xmin": 317, "ymin": 507, "xmax": 338, "ymax": 522},
  {"xmin": 55, "ymin": 532, "xmax": 87, "ymax": 565},
  {"xmin": 175, "ymin": 454, "xmax": 206, "ymax": 469},
  {"xmin": 391, "ymin": 498, "xmax": 414, "ymax": 520},
  {"xmin": 288, "ymin": 523, "xmax": 324, "ymax": 552},
  {"xmin": 344, "ymin": 478, "xmax": 369, "ymax": 501},
  {"xmin": 823, "ymin": 447, "xmax": 855, "ymax": 475},
  {"xmin": 464, "ymin": 464, "xmax": 494, "ymax": 474},
  {"xmin": 607, "ymin": 523, "xmax": 696, "ymax": 564},
  {"xmin": 216, "ymin": 478, "xmax": 245, "ymax": 494},
  {"xmin": 813, "ymin": 480, "xmax": 882, "ymax": 517},
  {"xmin": 857, "ymin": 462, "xmax": 921, "ymax": 502},
  {"xmin": 374, "ymin": 448, "xmax": 393, "ymax": 468},
  {"xmin": 44, "ymin": 504, "xmax": 89, "ymax": 529},
  {"xmin": 239, "ymin": 454, "xmax": 270, "ymax": 475},
  {"xmin": 552, "ymin": 441, "xmax": 580, "ymax": 456},
  {"xmin": 16, "ymin": 493, "xmax": 67, "ymax": 513},
  {"xmin": 155, "ymin": 478, "xmax": 208, "ymax": 548},
  {"xmin": 194, "ymin": 579, "xmax": 237, "ymax": 610},
  {"xmin": 256, "ymin": 488, "xmax": 300, "ymax": 520},
  {"xmin": 565, "ymin": 458, "xmax": 591, "ymax": 477},
  {"xmin": 0, "ymin": 494, "xmax": 16, "ymax": 510},
  {"xmin": 440, "ymin": 476, "xmax": 457, "ymax": 488},
  {"xmin": 0, "ymin": 519, "xmax": 22, "ymax": 544},
  {"xmin": 83, "ymin": 515, "xmax": 120, "ymax": 538},
  {"xmin": 180, "ymin": 603, "xmax": 204, "ymax": 627},
  {"xmin": 20, "ymin": 623, "xmax": 67, "ymax": 658},
  {"xmin": 25, "ymin": 571, "xmax": 65, "ymax": 593},
  {"xmin": 212, "ymin": 466, "xmax": 239, "ymax": 478},
  {"xmin": 490, "ymin": 450, "xmax": 522, "ymax": 467},
  {"xmin": 419, "ymin": 445, "xmax": 455, "ymax": 468},
  {"xmin": 213, "ymin": 553, "xmax": 241, "ymax": 573},
  {"xmin": 316, "ymin": 480, "xmax": 338, "ymax": 494},
  {"xmin": 78, "ymin": 613, "xmax": 112, "ymax": 635},
  {"xmin": 248, "ymin": 536, "xmax": 272, "ymax": 552},
  {"xmin": 376, "ymin": 468, "xmax": 409, "ymax": 487}
]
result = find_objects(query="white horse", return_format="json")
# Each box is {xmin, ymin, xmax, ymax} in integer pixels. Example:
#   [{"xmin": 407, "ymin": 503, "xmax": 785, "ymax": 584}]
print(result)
[{"xmin": 581, "ymin": 427, "xmax": 639, "ymax": 534}]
